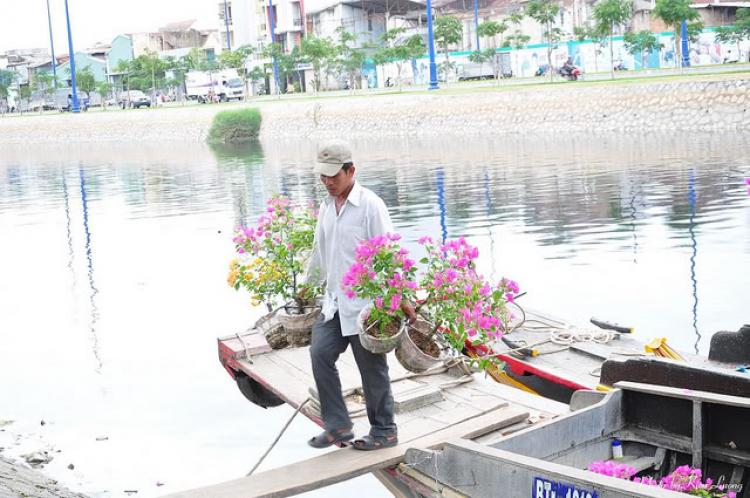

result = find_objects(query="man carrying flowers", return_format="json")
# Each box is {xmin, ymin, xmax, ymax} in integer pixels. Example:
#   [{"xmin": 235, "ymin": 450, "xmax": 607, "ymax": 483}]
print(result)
[{"xmin": 304, "ymin": 140, "xmax": 415, "ymax": 451}]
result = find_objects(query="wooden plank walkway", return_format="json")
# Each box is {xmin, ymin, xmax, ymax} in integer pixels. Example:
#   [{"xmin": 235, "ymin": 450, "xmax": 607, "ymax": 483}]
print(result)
[{"xmin": 161, "ymin": 404, "xmax": 529, "ymax": 498}]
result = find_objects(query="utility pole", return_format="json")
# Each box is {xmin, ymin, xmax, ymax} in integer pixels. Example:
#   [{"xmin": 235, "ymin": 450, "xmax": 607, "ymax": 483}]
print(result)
[
  {"xmin": 46, "ymin": 0, "xmax": 58, "ymax": 88},
  {"xmin": 64, "ymin": 0, "xmax": 80, "ymax": 113},
  {"xmin": 269, "ymin": 0, "xmax": 281, "ymax": 94},
  {"xmin": 474, "ymin": 0, "xmax": 480, "ymax": 51},
  {"xmin": 426, "ymin": 2, "xmax": 439, "ymax": 90}
]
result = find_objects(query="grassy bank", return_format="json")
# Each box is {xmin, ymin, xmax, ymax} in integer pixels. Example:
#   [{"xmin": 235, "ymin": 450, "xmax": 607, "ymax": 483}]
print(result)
[{"xmin": 207, "ymin": 108, "xmax": 262, "ymax": 143}]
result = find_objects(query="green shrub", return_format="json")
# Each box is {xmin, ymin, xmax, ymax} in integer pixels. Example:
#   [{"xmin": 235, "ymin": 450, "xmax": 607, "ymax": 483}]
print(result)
[{"xmin": 207, "ymin": 108, "xmax": 262, "ymax": 143}]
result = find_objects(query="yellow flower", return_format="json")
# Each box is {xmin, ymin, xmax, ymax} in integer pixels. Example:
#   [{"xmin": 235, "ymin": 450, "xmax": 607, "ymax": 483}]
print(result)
[
  {"xmin": 229, "ymin": 258, "xmax": 239, "ymax": 271},
  {"xmin": 227, "ymin": 269, "xmax": 239, "ymax": 287},
  {"xmin": 254, "ymin": 258, "xmax": 263, "ymax": 266},
  {"xmin": 251, "ymin": 301, "xmax": 261, "ymax": 307}
]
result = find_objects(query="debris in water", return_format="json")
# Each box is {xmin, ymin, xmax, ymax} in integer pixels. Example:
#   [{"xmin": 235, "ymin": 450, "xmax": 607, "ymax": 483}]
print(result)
[{"xmin": 21, "ymin": 450, "xmax": 54, "ymax": 466}]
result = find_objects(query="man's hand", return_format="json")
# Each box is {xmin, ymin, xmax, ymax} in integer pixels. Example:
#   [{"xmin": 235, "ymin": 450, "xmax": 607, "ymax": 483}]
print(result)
[{"xmin": 401, "ymin": 300, "xmax": 417, "ymax": 324}]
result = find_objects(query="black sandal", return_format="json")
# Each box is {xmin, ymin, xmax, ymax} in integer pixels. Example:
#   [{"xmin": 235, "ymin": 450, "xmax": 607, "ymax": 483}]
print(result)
[
  {"xmin": 308, "ymin": 429, "xmax": 354, "ymax": 449},
  {"xmin": 351, "ymin": 435, "xmax": 398, "ymax": 451}
]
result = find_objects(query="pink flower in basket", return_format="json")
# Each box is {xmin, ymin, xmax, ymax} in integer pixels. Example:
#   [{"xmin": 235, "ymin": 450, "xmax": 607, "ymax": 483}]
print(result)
[{"xmin": 341, "ymin": 233, "xmax": 418, "ymax": 333}]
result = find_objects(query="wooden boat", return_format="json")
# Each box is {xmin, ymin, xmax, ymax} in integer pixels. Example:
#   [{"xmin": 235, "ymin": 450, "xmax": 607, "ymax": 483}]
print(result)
[
  {"xmin": 402, "ymin": 380, "xmax": 750, "ymax": 498},
  {"xmin": 471, "ymin": 308, "xmax": 750, "ymax": 403},
  {"xmin": 162, "ymin": 312, "xmax": 570, "ymax": 498},
  {"xmin": 158, "ymin": 311, "xmax": 748, "ymax": 498}
]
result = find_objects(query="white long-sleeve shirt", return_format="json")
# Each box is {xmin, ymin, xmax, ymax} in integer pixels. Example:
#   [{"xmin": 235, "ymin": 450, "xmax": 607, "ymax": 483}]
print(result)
[{"xmin": 305, "ymin": 180, "xmax": 394, "ymax": 337}]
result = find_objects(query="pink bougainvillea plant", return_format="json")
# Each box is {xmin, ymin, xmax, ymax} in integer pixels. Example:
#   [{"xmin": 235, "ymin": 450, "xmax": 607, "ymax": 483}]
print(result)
[
  {"xmin": 341, "ymin": 233, "xmax": 418, "ymax": 335},
  {"xmin": 416, "ymin": 236, "xmax": 520, "ymax": 370},
  {"xmin": 229, "ymin": 195, "xmax": 321, "ymax": 310},
  {"xmin": 589, "ymin": 462, "xmax": 737, "ymax": 498}
]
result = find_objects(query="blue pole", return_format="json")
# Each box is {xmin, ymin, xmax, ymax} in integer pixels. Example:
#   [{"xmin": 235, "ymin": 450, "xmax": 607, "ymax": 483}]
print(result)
[
  {"xmin": 474, "ymin": 0, "xmax": 480, "ymax": 51},
  {"xmin": 680, "ymin": 20, "xmax": 690, "ymax": 67},
  {"xmin": 46, "ymin": 0, "xmax": 58, "ymax": 89},
  {"xmin": 268, "ymin": 0, "xmax": 281, "ymax": 94},
  {"xmin": 63, "ymin": 0, "xmax": 80, "ymax": 113},
  {"xmin": 224, "ymin": 0, "xmax": 232, "ymax": 51},
  {"xmin": 425, "ymin": 0, "xmax": 439, "ymax": 90}
]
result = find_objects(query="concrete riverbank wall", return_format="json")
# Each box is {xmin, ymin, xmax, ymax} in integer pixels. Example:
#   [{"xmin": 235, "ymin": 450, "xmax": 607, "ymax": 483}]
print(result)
[{"xmin": 1, "ymin": 74, "xmax": 749, "ymax": 145}]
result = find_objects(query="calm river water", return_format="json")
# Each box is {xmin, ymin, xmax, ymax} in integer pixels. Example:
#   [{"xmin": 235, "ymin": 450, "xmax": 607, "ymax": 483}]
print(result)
[{"xmin": 1, "ymin": 134, "xmax": 749, "ymax": 498}]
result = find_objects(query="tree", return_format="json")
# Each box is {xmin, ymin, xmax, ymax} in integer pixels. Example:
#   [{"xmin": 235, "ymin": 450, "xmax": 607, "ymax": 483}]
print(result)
[
  {"xmin": 573, "ymin": 24, "xmax": 605, "ymax": 72},
  {"xmin": 19, "ymin": 85, "xmax": 31, "ymax": 111},
  {"xmin": 95, "ymin": 81, "xmax": 114, "ymax": 110},
  {"xmin": 714, "ymin": 24, "xmax": 744, "ymax": 62},
  {"xmin": 141, "ymin": 49, "xmax": 169, "ymax": 96},
  {"xmin": 165, "ymin": 55, "xmax": 196, "ymax": 104},
  {"xmin": 376, "ymin": 28, "xmax": 426, "ymax": 92},
  {"xmin": 506, "ymin": 31, "xmax": 531, "ymax": 77},
  {"xmin": 114, "ymin": 59, "xmax": 132, "ymax": 97},
  {"xmin": 74, "ymin": 66, "xmax": 97, "ymax": 98},
  {"xmin": 434, "ymin": 15, "xmax": 463, "ymax": 84},
  {"xmin": 468, "ymin": 50, "xmax": 490, "ymax": 81},
  {"xmin": 219, "ymin": 45, "xmax": 254, "ymax": 95},
  {"xmin": 593, "ymin": 0, "xmax": 633, "ymax": 80},
  {"xmin": 623, "ymin": 30, "xmax": 663, "ymax": 69},
  {"xmin": 526, "ymin": 0, "xmax": 563, "ymax": 82},
  {"xmin": 300, "ymin": 37, "xmax": 336, "ymax": 94},
  {"xmin": 0, "ymin": 69, "xmax": 17, "ymax": 104},
  {"xmin": 653, "ymin": 0, "xmax": 701, "ymax": 72},
  {"xmin": 248, "ymin": 66, "xmax": 266, "ymax": 95},
  {"xmin": 478, "ymin": 21, "xmax": 509, "ymax": 84},
  {"xmin": 261, "ymin": 43, "xmax": 297, "ymax": 94},
  {"xmin": 686, "ymin": 21, "xmax": 704, "ymax": 44},
  {"xmin": 32, "ymin": 71, "xmax": 56, "ymax": 113},
  {"xmin": 334, "ymin": 28, "xmax": 368, "ymax": 93}
]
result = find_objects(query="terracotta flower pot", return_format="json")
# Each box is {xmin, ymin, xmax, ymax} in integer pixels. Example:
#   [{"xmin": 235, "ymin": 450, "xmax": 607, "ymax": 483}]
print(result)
[
  {"xmin": 356, "ymin": 304, "xmax": 405, "ymax": 355},
  {"xmin": 277, "ymin": 303, "xmax": 321, "ymax": 347},
  {"xmin": 395, "ymin": 318, "xmax": 444, "ymax": 373}
]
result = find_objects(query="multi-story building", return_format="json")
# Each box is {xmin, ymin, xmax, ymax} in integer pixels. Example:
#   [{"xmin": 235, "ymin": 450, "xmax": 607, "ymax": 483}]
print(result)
[{"xmin": 130, "ymin": 20, "xmax": 224, "ymax": 58}]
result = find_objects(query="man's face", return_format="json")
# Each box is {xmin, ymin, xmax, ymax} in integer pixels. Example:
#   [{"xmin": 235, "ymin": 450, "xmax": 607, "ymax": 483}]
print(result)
[{"xmin": 320, "ymin": 166, "xmax": 355, "ymax": 197}]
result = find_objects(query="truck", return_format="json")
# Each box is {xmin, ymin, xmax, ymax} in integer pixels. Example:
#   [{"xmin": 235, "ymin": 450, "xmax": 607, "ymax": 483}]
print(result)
[
  {"xmin": 457, "ymin": 52, "xmax": 513, "ymax": 80},
  {"xmin": 185, "ymin": 69, "xmax": 245, "ymax": 103}
]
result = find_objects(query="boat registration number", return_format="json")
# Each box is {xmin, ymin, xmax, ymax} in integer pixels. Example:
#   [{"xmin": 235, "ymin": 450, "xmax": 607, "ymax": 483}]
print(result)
[{"xmin": 533, "ymin": 477, "xmax": 598, "ymax": 498}]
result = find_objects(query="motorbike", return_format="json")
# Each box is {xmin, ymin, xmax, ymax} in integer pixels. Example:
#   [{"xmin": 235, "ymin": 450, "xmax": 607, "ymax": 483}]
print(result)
[{"xmin": 558, "ymin": 66, "xmax": 581, "ymax": 81}]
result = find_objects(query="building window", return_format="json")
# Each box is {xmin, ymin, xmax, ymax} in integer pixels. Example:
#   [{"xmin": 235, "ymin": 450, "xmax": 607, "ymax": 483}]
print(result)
[{"xmin": 368, "ymin": 17, "xmax": 373, "ymax": 31}]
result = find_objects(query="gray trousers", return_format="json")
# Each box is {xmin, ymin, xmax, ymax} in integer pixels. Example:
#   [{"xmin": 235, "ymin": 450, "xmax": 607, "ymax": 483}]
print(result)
[{"xmin": 309, "ymin": 312, "xmax": 397, "ymax": 438}]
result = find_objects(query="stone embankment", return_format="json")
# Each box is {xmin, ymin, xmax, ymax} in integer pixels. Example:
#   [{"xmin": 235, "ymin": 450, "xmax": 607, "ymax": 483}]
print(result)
[
  {"xmin": 1, "ymin": 74, "xmax": 749, "ymax": 145},
  {"xmin": 0, "ymin": 455, "xmax": 88, "ymax": 498}
]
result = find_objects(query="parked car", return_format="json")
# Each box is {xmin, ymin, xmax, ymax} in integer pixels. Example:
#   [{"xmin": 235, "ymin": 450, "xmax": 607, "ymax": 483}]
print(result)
[{"xmin": 120, "ymin": 90, "xmax": 151, "ymax": 109}]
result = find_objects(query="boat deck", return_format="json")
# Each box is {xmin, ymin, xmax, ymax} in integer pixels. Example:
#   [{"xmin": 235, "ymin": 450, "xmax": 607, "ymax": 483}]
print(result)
[
  {"xmin": 221, "ymin": 328, "xmax": 567, "ymax": 444},
  {"xmin": 490, "ymin": 309, "xmax": 725, "ymax": 392},
  {"xmin": 161, "ymin": 326, "xmax": 569, "ymax": 498}
]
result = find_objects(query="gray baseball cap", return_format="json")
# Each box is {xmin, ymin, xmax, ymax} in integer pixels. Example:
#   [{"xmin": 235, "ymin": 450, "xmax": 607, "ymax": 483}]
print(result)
[{"xmin": 314, "ymin": 140, "xmax": 353, "ymax": 176}]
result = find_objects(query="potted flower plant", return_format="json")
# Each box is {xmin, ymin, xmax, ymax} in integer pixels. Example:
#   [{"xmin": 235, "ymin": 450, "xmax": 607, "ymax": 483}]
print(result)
[
  {"xmin": 403, "ymin": 236, "xmax": 520, "ymax": 372},
  {"xmin": 229, "ymin": 195, "xmax": 322, "ymax": 348},
  {"xmin": 341, "ymin": 233, "xmax": 419, "ymax": 355},
  {"xmin": 589, "ymin": 462, "xmax": 738, "ymax": 498}
]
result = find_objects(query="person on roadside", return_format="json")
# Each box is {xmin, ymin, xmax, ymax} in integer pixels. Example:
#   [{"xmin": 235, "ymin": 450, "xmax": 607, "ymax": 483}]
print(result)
[{"xmin": 304, "ymin": 139, "xmax": 416, "ymax": 452}]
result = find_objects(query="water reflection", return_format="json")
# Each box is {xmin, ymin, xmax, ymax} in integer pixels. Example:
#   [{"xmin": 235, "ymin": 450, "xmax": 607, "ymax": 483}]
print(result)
[
  {"xmin": 79, "ymin": 165, "xmax": 103, "ymax": 373},
  {"xmin": 0, "ymin": 135, "xmax": 749, "ymax": 498},
  {"xmin": 688, "ymin": 169, "xmax": 700, "ymax": 354}
]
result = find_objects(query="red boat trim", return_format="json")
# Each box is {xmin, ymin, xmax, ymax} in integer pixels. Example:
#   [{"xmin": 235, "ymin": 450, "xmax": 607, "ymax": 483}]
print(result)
[{"xmin": 466, "ymin": 342, "xmax": 591, "ymax": 392}]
